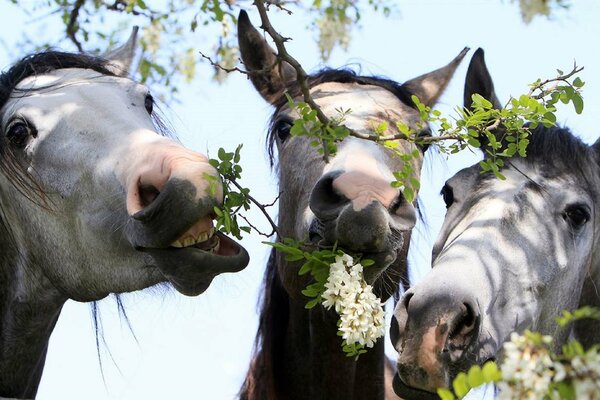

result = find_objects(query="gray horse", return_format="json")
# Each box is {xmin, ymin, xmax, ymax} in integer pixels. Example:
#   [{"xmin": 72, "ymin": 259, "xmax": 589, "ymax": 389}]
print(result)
[
  {"xmin": 390, "ymin": 48, "xmax": 600, "ymax": 399},
  {"xmin": 0, "ymin": 30, "xmax": 248, "ymax": 398},
  {"xmin": 236, "ymin": 10, "xmax": 467, "ymax": 400}
]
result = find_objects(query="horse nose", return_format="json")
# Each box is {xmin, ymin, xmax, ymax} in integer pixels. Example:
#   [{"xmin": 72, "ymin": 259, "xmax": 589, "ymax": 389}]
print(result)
[
  {"xmin": 393, "ymin": 287, "xmax": 481, "ymax": 390},
  {"xmin": 126, "ymin": 141, "xmax": 222, "ymax": 217},
  {"xmin": 123, "ymin": 140, "xmax": 222, "ymax": 248},
  {"xmin": 309, "ymin": 170, "xmax": 416, "ymax": 230}
]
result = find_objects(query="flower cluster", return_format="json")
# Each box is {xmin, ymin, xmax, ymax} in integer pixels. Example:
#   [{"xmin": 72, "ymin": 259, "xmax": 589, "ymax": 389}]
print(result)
[
  {"xmin": 498, "ymin": 331, "xmax": 600, "ymax": 400},
  {"xmin": 321, "ymin": 254, "xmax": 385, "ymax": 349}
]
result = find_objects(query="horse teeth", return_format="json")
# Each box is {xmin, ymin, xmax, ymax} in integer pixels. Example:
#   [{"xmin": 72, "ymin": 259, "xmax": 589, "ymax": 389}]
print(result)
[
  {"xmin": 171, "ymin": 240, "xmax": 184, "ymax": 248},
  {"xmin": 170, "ymin": 227, "xmax": 217, "ymax": 248},
  {"xmin": 211, "ymin": 236, "xmax": 221, "ymax": 254}
]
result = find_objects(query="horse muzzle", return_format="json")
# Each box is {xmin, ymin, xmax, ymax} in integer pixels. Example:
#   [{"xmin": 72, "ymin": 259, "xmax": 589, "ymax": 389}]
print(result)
[
  {"xmin": 124, "ymin": 178, "xmax": 249, "ymax": 296},
  {"xmin": 390, "ymin": 286, "xmax": 486, "ymax": 398},
  {"xmin": 308, "ymin": 170, "xmax": 415, "ymax": 281}
]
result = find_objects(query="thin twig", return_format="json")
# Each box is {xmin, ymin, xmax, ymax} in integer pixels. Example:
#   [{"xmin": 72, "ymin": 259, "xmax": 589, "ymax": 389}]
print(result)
[
  {"xmin": 239, "ymin": 214, "xmax": 276, "ymax": 238},
  {"xmin": 253, "ymin": 0, "xmax": 353, "ymax": 162},
  {"xmin": 528, "ymin": 64, "xmax": 584, "ymax": 99},
  {"xmin": 199, "ymin": 51, "xmax": 251, "ymax": 75},
  {"xmin": 66, "ymin": 0, "xmax": 85, "ymax": 52},
  {"xmin": 228, "ymin": 177, "xmax": 280, "ymax": 237},
  {"xmin": 264, "ymin": 0, "xmax": 294, "ymax": 14}
]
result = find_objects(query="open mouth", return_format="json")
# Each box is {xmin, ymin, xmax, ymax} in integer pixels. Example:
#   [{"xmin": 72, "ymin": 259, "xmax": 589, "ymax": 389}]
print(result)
[{"xmin": 141, "ymin": 216, "xmax": 249, "ymax": 296}]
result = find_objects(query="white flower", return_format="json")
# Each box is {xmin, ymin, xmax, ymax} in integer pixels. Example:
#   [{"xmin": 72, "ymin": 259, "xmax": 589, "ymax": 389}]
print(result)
[
  {"xmin": 498, "ymin": 330, "xmax": 600, "ymax": 400},
  {"xmin": 321, "ymin": 254, "xmax": 385, "ymax": 351}
]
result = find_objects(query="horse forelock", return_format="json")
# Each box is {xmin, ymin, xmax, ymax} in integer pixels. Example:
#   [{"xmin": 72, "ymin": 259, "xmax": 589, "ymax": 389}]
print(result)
[
  {"xmin": 265, "ymin": 68, "xmax": 417, "ymax": 168},
  {"xmin": 0, "ymin": 51, "xmax": 116, "ymax": 109},
  {"xmin": 524, "ymin": 125, "xmax": 600, "ymax": 182}
]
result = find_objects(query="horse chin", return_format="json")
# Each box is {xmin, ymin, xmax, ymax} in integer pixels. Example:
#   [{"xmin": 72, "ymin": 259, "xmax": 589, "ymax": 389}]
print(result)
[
  {"xmin": 142, "ymin": 232, "xmax": 249, "ymax": 296},
  {"xmin": 392, "ymin": 373, "xmax": 440, "ymax": 400}
]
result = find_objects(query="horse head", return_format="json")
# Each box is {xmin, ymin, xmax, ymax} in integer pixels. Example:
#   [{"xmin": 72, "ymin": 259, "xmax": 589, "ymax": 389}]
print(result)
[
  {"xmin": 238, "ymin": 10, "xmax": 466, "ymax": 297},
  {"xmin": 237, "ymin": 10, "xmax": 467, "ymax": 400},
  {"xmin": 390, "ymin": 48, "xmax": 600, "ymax": 399}
]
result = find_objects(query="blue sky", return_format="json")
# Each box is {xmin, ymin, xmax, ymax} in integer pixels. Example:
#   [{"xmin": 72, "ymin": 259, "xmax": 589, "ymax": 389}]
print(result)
[{"xmin": 1, "ymin": 1, "xmax": 599, "ymax": 399}]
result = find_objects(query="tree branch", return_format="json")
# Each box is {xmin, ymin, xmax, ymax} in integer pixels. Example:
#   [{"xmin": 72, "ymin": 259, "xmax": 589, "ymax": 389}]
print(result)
[{"xmin": 66, "ymin": 0, "xmax": 85, "ymax": 52}]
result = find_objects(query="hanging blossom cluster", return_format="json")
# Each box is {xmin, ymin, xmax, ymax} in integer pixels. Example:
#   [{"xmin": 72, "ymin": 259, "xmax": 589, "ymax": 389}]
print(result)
[
  {"xmin": 321, "ymin": 253, "xmax": 385, "ymax": 348},
  {"xmin": 498, "ymin": 331, "xmax": 600, "ymax": 400}
]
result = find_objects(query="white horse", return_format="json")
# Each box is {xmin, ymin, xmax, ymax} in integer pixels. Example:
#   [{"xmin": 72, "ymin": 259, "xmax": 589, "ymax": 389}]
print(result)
[
  {"xmin": 390, "ymin": 49, "xmax": 600, "ymax": 399},
  {"xmin": 0, "ymin": 29, "xmax": 248, "ymax": 398}
]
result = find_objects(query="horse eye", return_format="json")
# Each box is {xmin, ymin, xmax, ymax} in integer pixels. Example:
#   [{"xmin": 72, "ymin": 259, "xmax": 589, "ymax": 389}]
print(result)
[
  {"xmin": 273, "ymin": 119, "xmax": 292, "ymax": 142},
  {"xmin": 6, "ymin": 120, "xmax": 35, "ymax": 148},
  {"xmin": 441, "ymin": 184, "xmax": 454, "ymax": 209},
  {"xmin": 564, "ymin": 205, "xmax": 590, "ymax": 228},
  {"xmin": 144, "ymin": 94, "xmax": 154, "ymax": 114}
]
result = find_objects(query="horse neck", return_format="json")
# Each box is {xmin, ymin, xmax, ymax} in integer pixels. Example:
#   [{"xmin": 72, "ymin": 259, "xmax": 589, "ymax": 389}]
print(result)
[
  {"xmin": 0, "ymin": 225, "xmax": 65, "ymax": 399},
  {"xmin": 241, "ymin": 250, "xmax": 392, "ymax": 400}
]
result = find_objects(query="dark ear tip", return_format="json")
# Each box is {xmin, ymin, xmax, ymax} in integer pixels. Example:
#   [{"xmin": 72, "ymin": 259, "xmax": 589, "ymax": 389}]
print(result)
[
  {"xmin": 473, "ymin": 48, "xmax": 485, "ymax": 60},
  {"xmin": 238, "ymin": 9, "xmax": 251, "ymax": 27}
]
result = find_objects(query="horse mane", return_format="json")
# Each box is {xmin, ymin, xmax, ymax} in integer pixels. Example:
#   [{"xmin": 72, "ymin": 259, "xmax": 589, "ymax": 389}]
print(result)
[
  {"xmin": 239, "ymin": 248, "xmax": 288, "ymax": 400},
  {"xmin": 265, "ymin": 68, "xmax": 417, "ymax": 167}
]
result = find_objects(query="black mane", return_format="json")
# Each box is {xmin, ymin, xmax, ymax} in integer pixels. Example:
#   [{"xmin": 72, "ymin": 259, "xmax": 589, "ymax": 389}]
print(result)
[
  {"xmin": 0, "ymin": 51, "xmax": 114, "ymax": 110},
  {"xmin": 266, "ymin": 68, "xmax": 417, "ymax": 165}
]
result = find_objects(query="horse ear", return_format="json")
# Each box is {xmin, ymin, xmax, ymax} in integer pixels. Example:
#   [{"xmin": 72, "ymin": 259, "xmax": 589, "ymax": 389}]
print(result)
[
  {"xmin": 463, "ymin": 48, "xmax": 502, "ymax": 110},
  {"xmin": 104, "ymin": 26, "xmax": 139, "ymax": 77},
  {"xmin": 401, "ymin": 47, "xmax": 469, "ymax": 107},
  {"xmin": 237, "ymin": 10, "xmax": 296, "ymax": 104}
]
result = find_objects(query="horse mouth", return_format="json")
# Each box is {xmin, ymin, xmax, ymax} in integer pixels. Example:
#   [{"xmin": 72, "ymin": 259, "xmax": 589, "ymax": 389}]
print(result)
[
  {"xmin": 308, "ymin": 218, "xmax": 403, "ymax": 281},
  {"xmin": 141, "ymin": 218, "xmax": 249, "ymax": 296},
  {"xmin": 392, "ymin": 373, "xmax": 440, "ymax": 400}
]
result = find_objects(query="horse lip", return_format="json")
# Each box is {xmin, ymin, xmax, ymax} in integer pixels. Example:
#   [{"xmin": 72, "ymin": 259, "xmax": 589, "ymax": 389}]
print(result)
[
  {"xmin": 392, "ymin": 373, "xmax": 440, "ymax": 400},
  {"xmin": 140, "ymin": 232, "xmax": 249, "ymax": 296}
]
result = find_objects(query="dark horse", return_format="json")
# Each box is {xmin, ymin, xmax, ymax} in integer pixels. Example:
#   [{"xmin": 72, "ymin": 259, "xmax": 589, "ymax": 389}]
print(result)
[
  {"xmin": 391, "ymin": 49, "xmax": 600, "ymax": 399},
  {"xmin": 236, "ymin": 10, "xmax": 467, "ymax": 400},
  {"xmin": 0, "ymin": 29, "xmax": 248, "ymax": 398}
]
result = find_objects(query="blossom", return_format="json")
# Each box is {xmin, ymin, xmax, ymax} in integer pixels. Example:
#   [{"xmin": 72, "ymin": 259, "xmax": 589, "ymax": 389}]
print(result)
[
  {"xmin": 321, "ymin": 254, "xmax": 385, "ymax": 349},
  {"xmin": 497, "ymin": 331, "xmax": 600, "ymax": 400}
]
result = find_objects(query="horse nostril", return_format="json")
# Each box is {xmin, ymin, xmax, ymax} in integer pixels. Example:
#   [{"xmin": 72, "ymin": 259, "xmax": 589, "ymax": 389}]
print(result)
[
  {"xmin": 451, "ymin": 302, "xmax": 479, "ymax": 341},
  {"xmin": 139, "ymin": 184, "xmax": 160, "ymax": 208},
  {"xmin": 402, "ymin": 292, "xmax": 414, "ymax": 312},
  {"xmin": 390, "ymin": 315, "xmax": 400, "ymax": 346},
  {"xmin": 309, "ymin": 171, "xmax": 348, "ymax": 220}
]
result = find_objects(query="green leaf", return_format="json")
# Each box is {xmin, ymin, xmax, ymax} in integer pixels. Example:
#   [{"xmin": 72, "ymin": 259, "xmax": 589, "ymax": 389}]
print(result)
[
  {"xmin": 361, "ymin": 259, "xmax": 375, "ymax": 267},
  {"xmin": 452, "ymin": 372, "xmax": 470, "ymax": 398},
  {"xmin": 572, "ymin": 93, "xmax": 584, "ymax": 114},
  {"xmin": 467, "ymin": 366, "xmax": 484, "ymax": 389},
  {"xmin": 481, "ymin": 361, "xmax": 502, "ymax": 382},
  {"xmin": 573, "ymin": 77, "xmax": 585, "ymax": 88},
  {"xmin": 437, "ymin": 388, "xmax": 456, "ymax": 400},
  {"xmin": 305, "ymin": 297, "xmax": 321, "ymax": 309},
  {"xmin": 298, "ymin": 262, "xmax": 312, "ymax": 276}
]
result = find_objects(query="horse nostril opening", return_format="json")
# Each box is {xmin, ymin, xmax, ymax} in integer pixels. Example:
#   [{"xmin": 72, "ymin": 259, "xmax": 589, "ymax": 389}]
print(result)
[
  {"xmin": 309, "ymin": 172, "xmax": 348, "ymax": 219},
  {"xmin": 139, "ymin": 184, "xmax": 160, "ymax": 208},
  {"xmin": 457, "ymin": 302, "xmax": 478, "ymax": 336},
  {"xmin": 402, "ymin": 292, "xmax": 414, "ymax": 312},
  {"xmin": 390, "ymin": 315, "xmax": 400, "ymax": 346}
]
